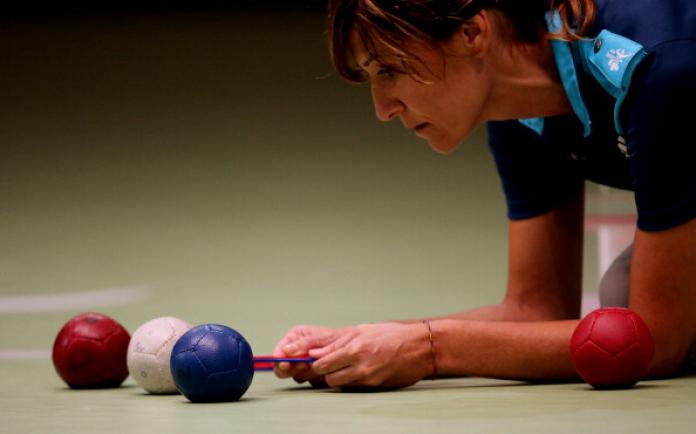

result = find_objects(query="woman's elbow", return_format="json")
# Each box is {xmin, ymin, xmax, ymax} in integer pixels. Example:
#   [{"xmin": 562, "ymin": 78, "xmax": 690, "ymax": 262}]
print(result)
[{"xmin": 647, "ymin": 327, "xmax": 694, "ymax": 378}]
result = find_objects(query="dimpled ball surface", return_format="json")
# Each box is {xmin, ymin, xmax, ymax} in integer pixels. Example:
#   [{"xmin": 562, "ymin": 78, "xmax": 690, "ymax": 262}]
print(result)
[
  {"xmin": 570, "ymin": 307, "xmax": 655, "ymax": 389},
  {"xmin": 52, "ymin": 312, "xmax": 131, "ymax": 388},
  {"xmin": 170, "ymin": 323, "xmax": 254, "ymax": 402},
  {"xmin": 127, "ymin": 317, "xmax": 192, "ymax": 393}
]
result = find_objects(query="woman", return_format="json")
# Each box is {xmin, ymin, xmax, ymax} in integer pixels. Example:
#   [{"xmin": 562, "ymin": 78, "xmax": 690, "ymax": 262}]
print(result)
[{"xmin": 272, "ymin": 0, "xmax": 696, "ymax": 389}]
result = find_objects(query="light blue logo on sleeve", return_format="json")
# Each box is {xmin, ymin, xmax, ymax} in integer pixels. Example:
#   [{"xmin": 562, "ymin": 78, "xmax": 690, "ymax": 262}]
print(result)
[
  {"xmin": 577, "ymin": 30, "xmax": 647, "ymax": 134},
  {"xmin": 607, "ymin": 48, "xmax": 633, "ymax": 72}
]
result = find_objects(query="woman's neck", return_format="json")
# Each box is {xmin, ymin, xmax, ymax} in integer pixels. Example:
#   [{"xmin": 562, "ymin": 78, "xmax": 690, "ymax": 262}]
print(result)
[{"xmin": 485, "ymin": 39, "xmax": 573, "ymax": 121}]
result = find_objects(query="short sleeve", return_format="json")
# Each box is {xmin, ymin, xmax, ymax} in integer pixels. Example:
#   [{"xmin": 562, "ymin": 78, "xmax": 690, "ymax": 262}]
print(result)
[
  {"xmin": 487, "ymin": 118, "xmax": 585, "ymax": 220},
  {"xmin": 620, "ymin": 40, "xmax": 696, "ymax": 231}
]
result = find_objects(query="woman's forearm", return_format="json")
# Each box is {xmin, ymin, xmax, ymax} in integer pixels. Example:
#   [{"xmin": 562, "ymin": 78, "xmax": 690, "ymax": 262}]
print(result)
[
  {"xmin": 395, "ymin": 300, "xmax": 564, "ymax": 325},
  {"xmin": 431, "ymin": 318, "xmax": 580, "ymax": 381}
]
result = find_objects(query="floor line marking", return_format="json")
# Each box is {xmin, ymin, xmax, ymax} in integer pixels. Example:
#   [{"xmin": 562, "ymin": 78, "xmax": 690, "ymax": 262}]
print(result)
[
  {"xmin": 0, "ymin": 349, "xmax": 50, "ymax": 360},
  {"xmin": 0, "ymin": 285, "xmax": 151, "ymax": 314}
]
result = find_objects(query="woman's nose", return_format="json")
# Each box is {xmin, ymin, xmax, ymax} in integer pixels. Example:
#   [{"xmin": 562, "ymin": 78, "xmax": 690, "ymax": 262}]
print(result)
[{"xmin": 371, "ymin": 85, "xmax": 404, "ymax": 122}]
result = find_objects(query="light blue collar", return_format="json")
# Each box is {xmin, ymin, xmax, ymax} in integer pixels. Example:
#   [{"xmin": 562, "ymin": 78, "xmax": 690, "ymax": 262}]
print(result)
[{"xmin": 519, "ymin": 12, "xmax": 592, "ymax": 137}]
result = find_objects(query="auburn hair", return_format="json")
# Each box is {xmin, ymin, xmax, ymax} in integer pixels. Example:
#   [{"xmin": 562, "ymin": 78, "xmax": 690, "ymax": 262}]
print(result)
[{"xmin": 328, "ymin": 0, "xmax": 597, "ymax": 82}]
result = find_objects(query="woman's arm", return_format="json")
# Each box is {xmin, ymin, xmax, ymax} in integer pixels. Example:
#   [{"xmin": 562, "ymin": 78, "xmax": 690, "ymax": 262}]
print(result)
[
  {"xmin": 629, "ymin": 218, "xmax": 696, "ymax": 376},
  {"xmin": 431, "ymin": 207, "xmax": 696, "ymax": 380},
  {"xmin": 277, "ymin": 192, "xmax": 695, "ymax": 387},
  {"xmin": 445, "ymin": 188, "xmax": 585, "ymax": 322},
  {"xmin": 277, "ymin": 192, "xmax": 588, "ymax": 386},
  {"xmin": 423, "ymin": 191, "xmax": 586, "ymax": 381}
]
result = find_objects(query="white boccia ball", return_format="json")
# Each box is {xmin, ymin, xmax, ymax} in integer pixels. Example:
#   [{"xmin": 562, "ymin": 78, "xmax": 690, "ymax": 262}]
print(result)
[{"xmin": 127, "ymin": 316, "xmax": 192, "ymax": 394}]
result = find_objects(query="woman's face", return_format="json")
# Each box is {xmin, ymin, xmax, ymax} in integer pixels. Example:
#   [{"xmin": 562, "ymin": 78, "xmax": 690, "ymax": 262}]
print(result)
[{"xmin": 350, "ymin": 30, "xmax": 492, "ymax": 153}]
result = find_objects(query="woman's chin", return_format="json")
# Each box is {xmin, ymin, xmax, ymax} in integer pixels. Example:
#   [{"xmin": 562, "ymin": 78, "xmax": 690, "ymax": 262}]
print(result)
[{"xmin": 428, "ymin": 138, "xmax": 460, "ymax": 154}]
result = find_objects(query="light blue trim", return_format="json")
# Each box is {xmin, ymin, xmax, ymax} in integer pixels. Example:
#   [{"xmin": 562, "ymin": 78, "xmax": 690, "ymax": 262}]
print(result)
[
  {"xmin": 549, "ymin": 38, "xmax": 592, "ymax": 137},
  {"xmin": 613, "ymin": 50, "xmax": 647, "ymax": 134},
  {"xmin": 518, "ymin": 117, "xmax": 545, "ymax": 135},
  {"xmin": 517, "ymin": 12, "xmax": 592, "ymax": 137},
  {"xmin": 578, "ymin": 31, "xmax": 645, "ymax": 97},
  {"xmin": 576, "ymin": 30, "xmax": 647, "ymax": 135},
  {"xmin": 546, "ymin": 12, "xmax": 592, "ymax": 137},
  {"xmin": 516, "ymin": 12, "xmax": 647, "ymax": 137}
]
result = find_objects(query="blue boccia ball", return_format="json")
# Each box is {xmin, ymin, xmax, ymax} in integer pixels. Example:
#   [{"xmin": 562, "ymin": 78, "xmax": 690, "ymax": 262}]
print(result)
[{"xmin": 170, "ymin": 324, "xmax": 254, "ymax": 402}]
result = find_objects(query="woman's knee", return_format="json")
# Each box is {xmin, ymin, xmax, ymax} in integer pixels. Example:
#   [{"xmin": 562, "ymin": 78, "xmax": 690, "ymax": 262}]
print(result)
[{"xmin": 598, "ymin": 244, "xmax": 633, "ymax": 308}]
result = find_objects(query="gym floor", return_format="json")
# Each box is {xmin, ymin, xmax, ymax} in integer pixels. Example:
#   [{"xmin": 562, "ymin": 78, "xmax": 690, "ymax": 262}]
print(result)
[{"xmin": 1, "ymin": 5, "xmax": 694, "ymax": 433}]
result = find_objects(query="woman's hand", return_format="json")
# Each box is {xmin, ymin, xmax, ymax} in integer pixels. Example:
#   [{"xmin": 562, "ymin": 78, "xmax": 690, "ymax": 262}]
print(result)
[
  {"xmin": 274, "ymin": 322, "xmax": 433, "ymax": 390},
  {"xmin": 272, "ymin": 325, "xmax": 336, "ymax": 387}
]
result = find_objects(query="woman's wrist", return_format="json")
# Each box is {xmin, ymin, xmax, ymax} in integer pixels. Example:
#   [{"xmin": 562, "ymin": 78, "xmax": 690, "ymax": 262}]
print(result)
[{"xmin": 422, "ymin": 320, "xmax": 438, "ymax": 380}]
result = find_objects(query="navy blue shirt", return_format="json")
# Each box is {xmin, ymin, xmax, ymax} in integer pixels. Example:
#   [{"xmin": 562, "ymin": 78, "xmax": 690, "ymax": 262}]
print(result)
[{"xmin": 487, "ymin": 0, "xmax": 696, "ymax": 231}]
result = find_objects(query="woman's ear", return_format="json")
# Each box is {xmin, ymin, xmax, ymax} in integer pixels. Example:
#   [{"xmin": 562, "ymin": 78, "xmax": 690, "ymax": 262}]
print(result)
[{"xmin": 454, "ymin": 10, "xmax": 492, "ymax": 57}]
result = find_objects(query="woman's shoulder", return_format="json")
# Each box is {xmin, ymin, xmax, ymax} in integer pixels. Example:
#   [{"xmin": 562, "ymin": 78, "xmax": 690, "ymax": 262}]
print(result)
[{"xmin": 591, "ymin": 0, "xmax": 696, "ymax": 49}]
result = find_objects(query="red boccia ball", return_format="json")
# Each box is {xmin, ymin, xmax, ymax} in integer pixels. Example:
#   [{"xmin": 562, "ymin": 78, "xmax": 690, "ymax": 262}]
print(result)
[
  {"xmin": 52, "ymin": 312, "xmax": 131, "ymax": 389},
  {"xmin": 570, "ymin": 307, "xmax": 655, "ymax": 389}
]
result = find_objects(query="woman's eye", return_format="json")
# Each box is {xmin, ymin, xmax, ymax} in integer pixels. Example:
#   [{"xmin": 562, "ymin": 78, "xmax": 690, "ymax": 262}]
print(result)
[{"xmin": 377, "ymin": 67, "xmax": 401, "ymax": 78}]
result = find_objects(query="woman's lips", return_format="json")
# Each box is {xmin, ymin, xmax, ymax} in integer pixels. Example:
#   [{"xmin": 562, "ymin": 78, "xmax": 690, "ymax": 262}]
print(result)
[{"xmin": 413, "ymin": 123, "xmax": 429, "ymax": 137}]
